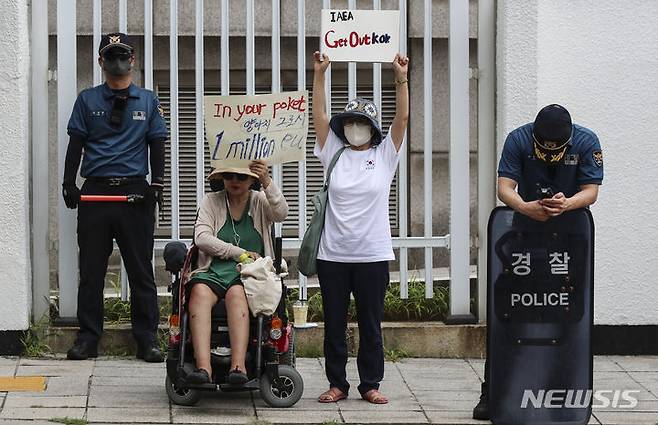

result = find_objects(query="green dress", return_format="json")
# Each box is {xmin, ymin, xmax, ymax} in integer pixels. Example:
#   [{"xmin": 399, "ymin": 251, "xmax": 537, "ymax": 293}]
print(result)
[{"xmin": 192, "ymin": 197, "xmax": 265, "ymax": 294}]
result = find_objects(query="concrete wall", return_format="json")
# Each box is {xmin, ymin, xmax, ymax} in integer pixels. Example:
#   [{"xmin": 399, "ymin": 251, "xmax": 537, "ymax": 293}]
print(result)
[
  {"xmin": 0, "ymin": 0, "xmax": 31, "ymax": 331},
  {"xmin": 497, "ymin": 0, "xmax": 658, "ymax": 325}
]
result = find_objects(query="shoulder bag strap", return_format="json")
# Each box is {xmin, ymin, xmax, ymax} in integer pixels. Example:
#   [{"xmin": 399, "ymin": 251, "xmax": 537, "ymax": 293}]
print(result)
[{"xmin": 325, "ymin": 146, "xmax": 347, "ymax": 188}]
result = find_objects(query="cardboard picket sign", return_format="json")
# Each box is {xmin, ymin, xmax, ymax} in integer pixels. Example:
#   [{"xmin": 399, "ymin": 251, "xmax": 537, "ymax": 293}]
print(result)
[
  {"xmin": 320, "ymin": 9, "xmax": 400, "ymax": 63},
  {"xmin": 204, "ymin": 91, "xmax": 308, "ymax": 168}
]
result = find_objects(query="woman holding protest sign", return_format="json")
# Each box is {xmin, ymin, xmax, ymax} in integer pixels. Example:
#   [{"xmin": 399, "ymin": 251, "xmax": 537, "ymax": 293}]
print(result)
[
  {"xmin": 185, "ymin": 160, "xmax": 288, "ymax": 385},
  {"xmin": 311, "ymin": 51, "xmax": 409, "ymax": 404}
]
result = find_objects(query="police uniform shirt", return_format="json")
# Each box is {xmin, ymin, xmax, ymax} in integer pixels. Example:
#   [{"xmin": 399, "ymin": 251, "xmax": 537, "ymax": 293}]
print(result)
[
  {"xmin": 67, "ymin": 83, "xmax": 168, "ymax": 178},
  {"xmin": 498, "ymin": 123, "xmax": 604, "ymax": 201}
]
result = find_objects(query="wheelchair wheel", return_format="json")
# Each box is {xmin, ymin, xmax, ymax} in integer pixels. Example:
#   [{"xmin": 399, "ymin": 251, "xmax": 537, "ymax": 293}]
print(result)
[
  {"xmin": 259, "ymin": 365, "xmax": 304, "ymax": 408},
  {"xmin": 279, "ymin": 328, "xmax": 296, "ymax": 367},
  {"xmin": 165, "ymin": 375, "xmax": 201, "ymax": 406}
]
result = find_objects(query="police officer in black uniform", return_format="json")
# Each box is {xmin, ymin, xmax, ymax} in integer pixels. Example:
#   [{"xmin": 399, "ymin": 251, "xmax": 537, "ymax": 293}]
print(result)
[
  {"xmin": 62, "ymin": 33, "xmax": 168, "ymax": 362},
  {"xmin": 473, "ymin": 104, "xmax": 604, "ymax": 419}
]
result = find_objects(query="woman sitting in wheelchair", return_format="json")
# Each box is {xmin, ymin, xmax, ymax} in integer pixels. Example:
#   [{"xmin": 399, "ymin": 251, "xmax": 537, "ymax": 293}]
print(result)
[{"xmin": 185, "ymin": 160, "xmax": 288, "ymax": 385}]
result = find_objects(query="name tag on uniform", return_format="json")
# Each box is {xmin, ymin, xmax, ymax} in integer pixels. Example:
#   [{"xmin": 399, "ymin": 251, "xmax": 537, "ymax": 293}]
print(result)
[
  {"xmin": 132, "ymin": 111, "xmax": 146, "ymax": 121},
  {"xmin": 564, "ymin": 154, "xmax": 579, "ymax": 165}
]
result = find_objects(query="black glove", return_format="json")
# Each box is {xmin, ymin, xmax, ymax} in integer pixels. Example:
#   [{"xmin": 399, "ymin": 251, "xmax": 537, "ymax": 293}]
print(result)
[
  {"xmin": 151, "ymin": 183, "xmax": 165, "ymax": 220},
  {"xmin": 62, "ymin": 183, "xmax": 80, "ymax": 209}
]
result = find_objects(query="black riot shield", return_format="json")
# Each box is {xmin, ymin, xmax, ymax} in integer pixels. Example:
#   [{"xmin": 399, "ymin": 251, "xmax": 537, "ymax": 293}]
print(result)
[{"xmin": 487, "ymin": 207, "xmax": 594, "ymax": 425}]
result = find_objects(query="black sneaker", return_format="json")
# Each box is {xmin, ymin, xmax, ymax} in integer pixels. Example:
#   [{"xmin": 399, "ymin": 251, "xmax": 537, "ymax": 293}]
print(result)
[
  {"xmin": 228, "ymin": 367, "xmax": 248, "ymax": 385},
  {"xmin": 66, "ymin": 340, "xmax": 98, "ymax": 360},
  {"xmin": 186, "ymin": 368, "xmax": 211, "ymax": 384},
  {"xmin": 473, "ymin": 382, "xmax": 489, "ymax": 420},
  {"xmin": 136, "ymin": 343, "xmax": 165, "ymax": 363}
]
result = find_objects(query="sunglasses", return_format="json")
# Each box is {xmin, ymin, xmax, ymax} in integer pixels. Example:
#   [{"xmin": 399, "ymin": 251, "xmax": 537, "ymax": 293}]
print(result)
[{"xmin": 223, "ymin": 172, "xmax": 250, "ymax": 181}]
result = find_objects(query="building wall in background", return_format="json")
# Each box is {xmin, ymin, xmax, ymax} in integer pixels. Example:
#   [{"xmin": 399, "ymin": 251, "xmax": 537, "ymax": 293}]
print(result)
[{"xmin": 498, "ymin": 0, "xmax": 658, "ymax": 325}]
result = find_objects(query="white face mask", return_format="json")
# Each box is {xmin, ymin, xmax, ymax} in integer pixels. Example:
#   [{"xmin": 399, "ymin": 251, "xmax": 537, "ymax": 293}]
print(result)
[{"xmin": 344, "ymin": 122, "xmax": 373, "ymax": 147}]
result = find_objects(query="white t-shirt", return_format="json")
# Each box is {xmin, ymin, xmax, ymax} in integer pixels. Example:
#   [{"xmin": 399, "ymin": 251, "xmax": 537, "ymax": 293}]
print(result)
[{"xmin": 313, "ymin": 128, "xmax": 401, "ymax": 263}]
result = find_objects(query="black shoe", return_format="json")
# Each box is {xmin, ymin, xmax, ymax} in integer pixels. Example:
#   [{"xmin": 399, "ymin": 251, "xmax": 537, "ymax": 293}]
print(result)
[
  {"xmin": 228, "ymin": 367, "xmax": 248, "ymax": 385},
  {"xmin": 136, "ymin": 343, "xmax": 165, "ymax": 363},
  {"xmin": 66, "ymin": 340, "xmax": 98, "ymax": 360},
  {"xmin": 186, "ymin": 368, "xmax": 211, "ymax": 384},
  {"xmin": 473, "ymin": 383, "xmax": 489, "ymax": 420}
]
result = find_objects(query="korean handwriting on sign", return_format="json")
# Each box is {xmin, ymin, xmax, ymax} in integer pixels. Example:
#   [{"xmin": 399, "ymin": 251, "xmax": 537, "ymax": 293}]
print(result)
[
  {"xmin": 549, "ymin": 252, "xmax": 570, "ymax": 275},
  {"xmin": 511, "ymin": 253, "xmax": 531, "ymax": 276}
]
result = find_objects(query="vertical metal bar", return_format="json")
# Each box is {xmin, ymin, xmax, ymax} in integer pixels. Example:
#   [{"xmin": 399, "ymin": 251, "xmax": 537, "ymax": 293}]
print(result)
[
  {"xmin": 170, "ymin": 0, "xmax": 180, "ymax": 240},
  {"xmin": 372, "ymin": 0, "xmax": 381, "ymax": 120},
  {"xmin": 271, "ymin": 0, "xmax": 283, "ymax": 238},
  {"xmin": 120, "ymin": 262, "xmax": 129, "ymax": 301},
  {"xmin": 297, "ymin": 0, "xmax": 308, "ymax": 301},
  {"xmin": 220, "ymin": 0, "xmax": 229, "ymax": 95},
  {"xmin": 246, "ymin": 0, "xmax": 255, "ymax": 96},
  {"xmin": 398, "ymin": 0, "xmax": 409, "ymax": 298},
  {"xmin": 31, "ymin": 0, "xmax": 49, "ymax": 319},
  {"xmin": 119, "ymin": 0, "xmax": 127, "ymax": 33},
  {"xmin": 144, "ymin": 0, "xmax": 154, "ymax": 90},
  {"xmin": 93, "ymin": 0, "xmax": 102, "ymax": 86},
  {"xmin": 347, "ymin": 0, "xmax": 356, "ymax": 100},
  {"xmin": 449, "ymin": 0, "xmax": 471, "ymax": 315},
  {"xmin": 477, "ymin": 0, "xmax": 495, "ymax": 323},
  {"xmin": 323, "ymin": 0, "xmax": 332, "ymax": 115},
  {"xmin": 195, "ymin": 0, "xmax": 205, "ymax": 205},
  {"xmin": 57, "ymin": 0, "xmax": 79, "ymax": 318},
  {"xmin": 423, "ymin": 0, "xmax": 433, "ymax": 298}
]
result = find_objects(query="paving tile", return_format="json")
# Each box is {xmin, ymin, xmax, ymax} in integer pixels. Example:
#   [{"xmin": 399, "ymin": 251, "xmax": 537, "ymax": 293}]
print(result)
[
  {"xmin": 0, "ymin": 421, "xmax": 68, "ymax": 425},
  {"xmin": 254, "ymin": 396, "xmax": 340, "ymax": 410},
  {"xmin": 593, "ymin": 410, "xmax": 658, "ymax": 425},
  {"xmin": 407, "ymin": 377, "xmax": 481, "ymax": 391},
  {"xmin": 88, "ymin": 384, "xmax": 169, "ymax": 408},
  {"xmin": 87, "ymin": 407, "xmax": 171, "ymax": 423},
  {"xmin": 91, "ymin": 374, "xmax": 165, "ymax": 386},
  {"xmin": 418, "ymin": 398, "xmax": 478, "ymax": 411},
  {"xmin": 255, "ymin": 408, "xmax": 343, "ymax": 424},
  {"xmin": 413, "ymin": 389, "xmax": 481, "ymax": 402},
  {"xmin": 3, "ymin": 394, "xmax": 87, "ymax": 408},
  {"xmin": 425, "ymin": 410, "xmax": 485, "ymax": 424},
  {"xmin": 15, "ymin": 376, "xmax": 90, "ymax": 397},
  {"xmin": 594, "ymin": 357, "xmax": 625, "ymax": 372},
  {"xmin": 337, "ymin": 394, "xmax": 421, "ymax": 411},
  {"xmin": 0, "ymin": 358, "xmax": 18, "ymax": 366},
  {"xmin": 0, "ymin": 407, "xmax": 85, "ymax": 420},
  {"xmin": 173, "ymin": 407, "xmax": 256, "ymax": 424},
  {"xmin": 341, "ymin": 409, "xmax": 428, "ymax": 423},
  {"xmin": 16, "ymin": 363, "xmax": 94, "ymax": 377},
  {"xmin": 0, "ymin": 367, "xmax": 16, "ymax": 377},
  {"xmin": 94, "ymin": 358, "xmax": 165, "ymax": 368},
  {"xmin": 613, "ymin": 356, "xmax": 658, "ymax": 372},
  {"xmin": 93, "ymin": 365, "xmax": 166, "ymax": 377}
]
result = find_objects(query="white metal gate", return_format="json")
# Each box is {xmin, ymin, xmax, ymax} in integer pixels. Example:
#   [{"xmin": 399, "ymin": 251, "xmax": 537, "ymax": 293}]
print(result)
[{"xmin": 30, "ymin": 0, "xmax": 496, "ymax": 324}]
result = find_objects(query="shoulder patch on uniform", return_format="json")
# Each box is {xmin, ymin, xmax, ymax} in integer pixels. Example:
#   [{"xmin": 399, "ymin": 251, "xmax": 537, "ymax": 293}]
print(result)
[
  {"xmin": 592, "ymin": 150, "xmax": 603, "ymax": 167},
  {"xmin": 157, "ymin": 104, "xmax": 165, "ymax": 118}
]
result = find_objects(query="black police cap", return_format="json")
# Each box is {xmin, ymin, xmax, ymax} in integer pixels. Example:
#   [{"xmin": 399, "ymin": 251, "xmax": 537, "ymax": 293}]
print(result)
[
  {"xmin": 533, "ymin": 104, "xmax": 572, "ymax": 146},
  {"xmin": 98, "ymin": 33, "xmax": 134, "ymax": 56}
]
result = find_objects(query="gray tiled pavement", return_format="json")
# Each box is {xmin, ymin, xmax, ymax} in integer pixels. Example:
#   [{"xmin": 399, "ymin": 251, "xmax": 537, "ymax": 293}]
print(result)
[{"xmin": 0, "ymin": 356, "xmax": 656, "ymax": 424}]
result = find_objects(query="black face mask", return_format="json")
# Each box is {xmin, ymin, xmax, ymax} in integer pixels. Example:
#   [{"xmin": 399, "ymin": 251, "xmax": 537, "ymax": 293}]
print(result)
[
  {"xmin": 103, "ymin": 58, "xmax": 132, "ymax": 76},
  {"xmin": 102, "ymin": 50, "xmax": 133, "ymax": 76}
]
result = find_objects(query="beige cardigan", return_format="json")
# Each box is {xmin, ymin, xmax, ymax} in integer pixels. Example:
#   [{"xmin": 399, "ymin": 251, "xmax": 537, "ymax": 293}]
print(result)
[{"xmin": 191, "ymin": 182, "xmax": 288, "ymax": 276}]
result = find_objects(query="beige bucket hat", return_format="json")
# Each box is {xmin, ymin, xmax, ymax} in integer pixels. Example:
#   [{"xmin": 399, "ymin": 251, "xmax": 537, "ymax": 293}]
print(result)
[{"xmin": 208, "ymin": 166, "xmax": 258, "ymax": 180}]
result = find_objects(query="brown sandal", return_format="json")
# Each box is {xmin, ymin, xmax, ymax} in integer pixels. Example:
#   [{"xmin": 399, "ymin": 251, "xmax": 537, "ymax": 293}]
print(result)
[
  {"xmin": 318, "ymin": 387, "xmax": 347, "ymax": 403},
  {"xmin": 361, "ymin": 389, "xmax": 389, "ymax": 404}
]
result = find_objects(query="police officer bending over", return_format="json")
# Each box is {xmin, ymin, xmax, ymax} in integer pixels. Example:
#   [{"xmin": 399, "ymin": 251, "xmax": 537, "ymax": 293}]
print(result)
[
  {"xmin": 62, "ymin": 33, "xmax": 168, "ymax": 362},
  {"xmin": 473, "ymin": 104, "xmax": 604, "ymax": 419}
]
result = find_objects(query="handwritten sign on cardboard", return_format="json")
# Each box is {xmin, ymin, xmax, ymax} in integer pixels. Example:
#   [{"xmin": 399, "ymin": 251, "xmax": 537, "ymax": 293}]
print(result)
[
  {"xmin": 320, "ymin": 9, "xmax": 400, "ymax": 63},
  {"xmin": 204, "ymin": 91, "xmax": 308, "ymax": 168}
]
